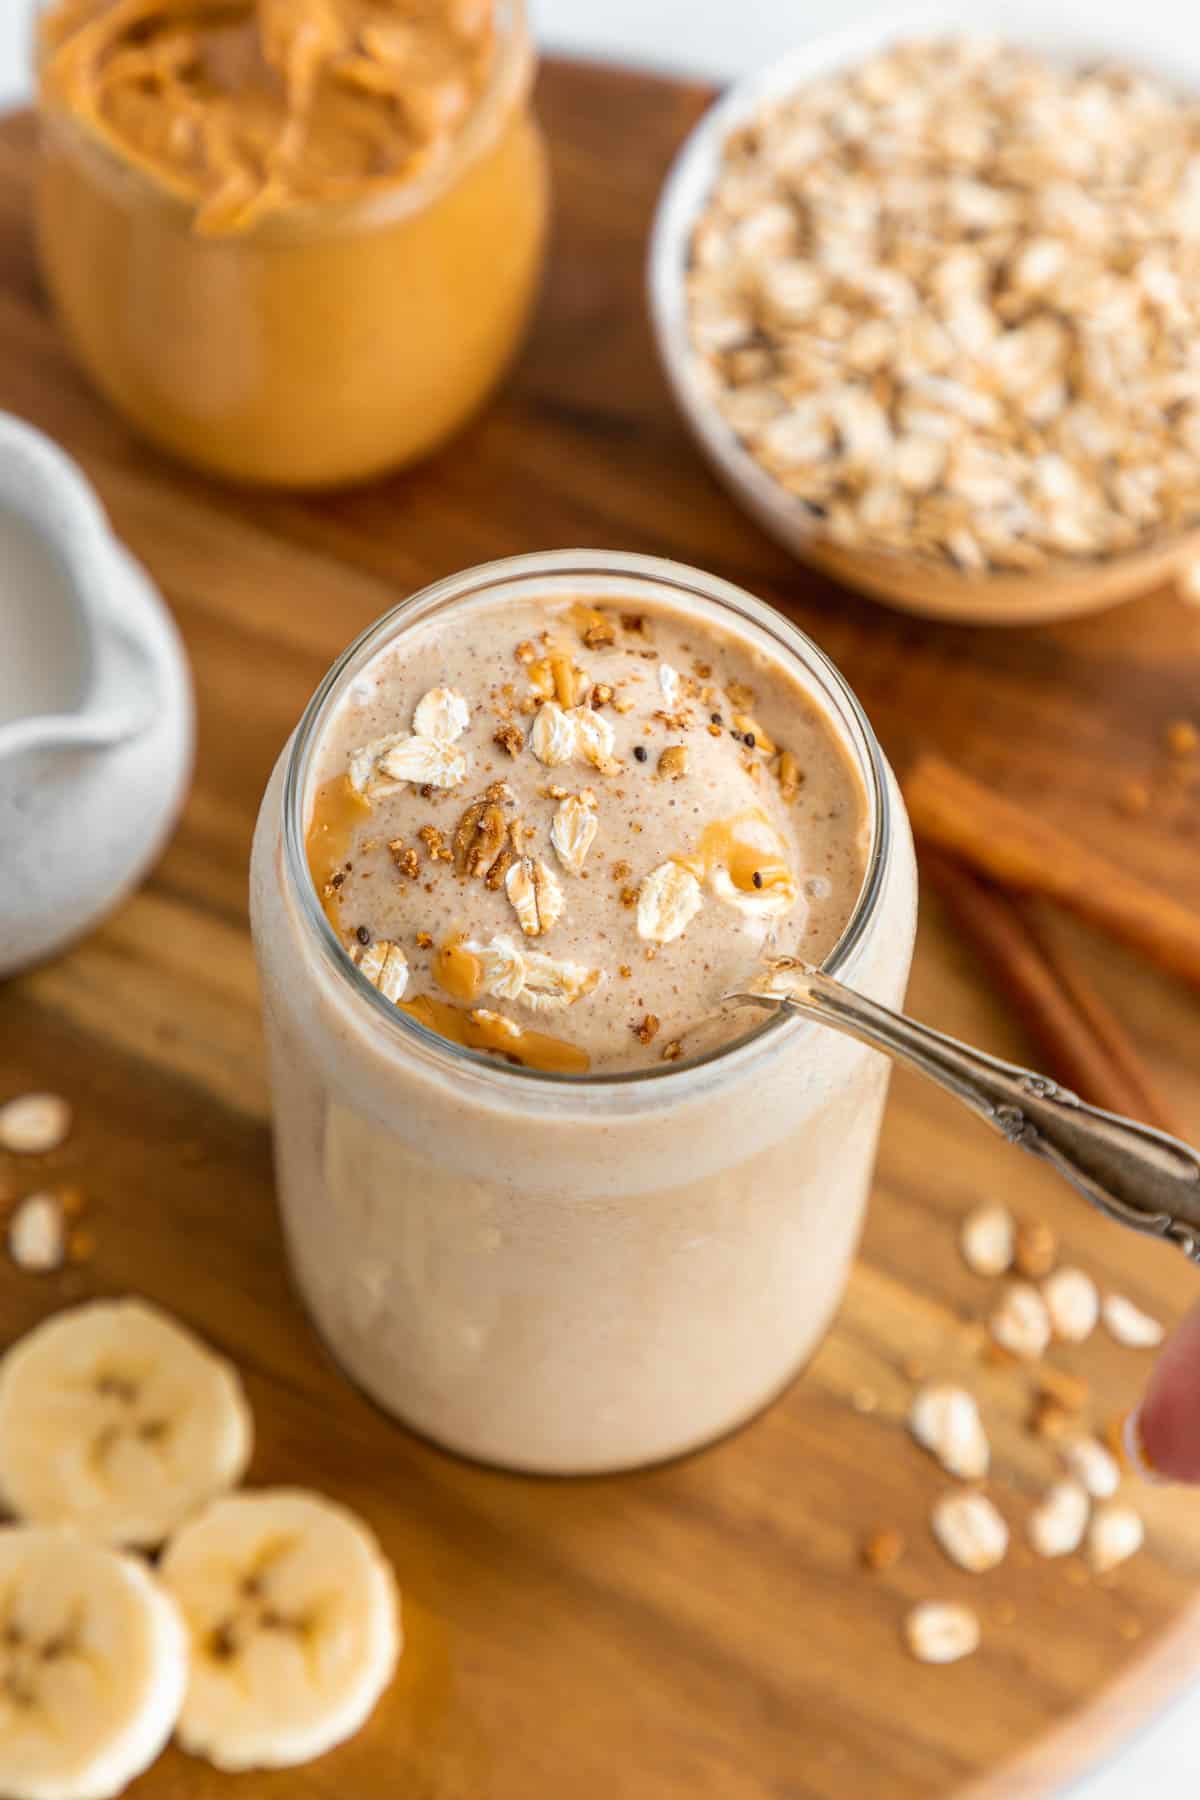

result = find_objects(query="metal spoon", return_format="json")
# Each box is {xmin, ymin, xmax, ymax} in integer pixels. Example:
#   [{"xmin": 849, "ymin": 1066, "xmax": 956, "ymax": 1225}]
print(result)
[{"xmin": 730, "ymin": 959, "xmax": 1200, "ymax": 1262}]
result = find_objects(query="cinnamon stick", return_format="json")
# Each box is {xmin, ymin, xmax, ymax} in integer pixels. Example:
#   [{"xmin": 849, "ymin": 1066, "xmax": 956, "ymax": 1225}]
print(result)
[
  {"xmin": 905, "ymin": 754, "xmax": 1200, "ymax": 992},
  {"xmin": 1013, "ymin": 897, "xmax": 1181, "ymax": 1136},
  {"xmin": 924, "ymin": 851, "xmax": 1180, "ymax": 1134}
]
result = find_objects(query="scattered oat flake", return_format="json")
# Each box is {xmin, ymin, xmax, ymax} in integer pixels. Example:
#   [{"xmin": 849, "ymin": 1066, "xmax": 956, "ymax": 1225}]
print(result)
[
  {"xmin": 1029, "ymin": 1481, "xmax": 1090, "ymax": 1559},
  {"xmin": 0, "ymin": 1094, "xmax": 71, "ymax": 1156},
  {"xmin": 990, "ymin": 1282, "xmax": 1051, "ymax": 1360},
  {"xmin": 861, "ymin": 1527, "xmax": 904, "ymax": 1571},
  {"xmin": 1088, "ymin": 1505, "xmax": 1144, "ymax": 1574},
  {"xmin": 8, "ymin": 1193, "xmax": 65, "ymax": 1271},
  {"xmin": 931, "ymin": 1491, "xmax": 1008, "ymax": 1573},
  {"xmin": 960, "ymin": 1203, "xmax": 1013, "ymax": 1277},
  {"xmin": 1103, "ymin": 1294, "xmax": 1165, "ymax": 1348},
  {"xmin": 1061, "ymin": 1436, "xmax": 1120, "ymax": 1500},
  {"xmin": 905, "ymin": 1602, "xmax": 980, "ymax": 1666},
  {"xmin": 1042, "ymin": 1267, "xmax": 1099, "ymax": 1343},
  {"xmin": 637, "ymin": 863, "xmax": 704, "ymax": 945},
  {"xmin": 910, "ymin": 1384, "xmax": 988, "ymax": 1481}
]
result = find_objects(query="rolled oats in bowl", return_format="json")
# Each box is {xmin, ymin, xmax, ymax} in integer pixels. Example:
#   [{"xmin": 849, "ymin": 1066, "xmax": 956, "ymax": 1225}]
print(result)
[{"xmin": 682, "ymin": 37, "xmax": 1200, "ymax": 581}]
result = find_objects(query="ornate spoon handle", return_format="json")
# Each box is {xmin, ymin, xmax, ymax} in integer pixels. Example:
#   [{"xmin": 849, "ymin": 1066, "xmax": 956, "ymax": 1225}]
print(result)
[{"xmin": 736, "ymin": 961, "xmax": 1200, "ymax": 1262}]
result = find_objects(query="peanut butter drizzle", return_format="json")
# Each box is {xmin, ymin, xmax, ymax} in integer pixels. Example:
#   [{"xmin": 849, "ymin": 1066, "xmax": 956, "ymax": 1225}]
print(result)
[
  {"xmin": 400, "ymin": 994, "xmax": 589, "ymax": 1075},
  {"xmin": 40, "ymin": 0, "xmax": 497, "ymax": 234},
  {"xmin": 432, "ymin": 934, "xmax": 483, "ymax": 1003},
  {"xmin": 566, "ymin": 602, "xmax": 610, "ymax": 638},
  {"xmin": 305, "ymin": 774, "xmax": 371, "ymax": 930},
  {"xmin": 679, "ymin": 809, "xmax": 793, "ymax": 895}
]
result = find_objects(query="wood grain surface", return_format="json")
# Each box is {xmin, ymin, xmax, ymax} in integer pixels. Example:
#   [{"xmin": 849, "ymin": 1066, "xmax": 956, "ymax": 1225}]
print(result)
[{"xmin": 3, "ymin": 60, "xmax": 1200, "ymax": 1799}]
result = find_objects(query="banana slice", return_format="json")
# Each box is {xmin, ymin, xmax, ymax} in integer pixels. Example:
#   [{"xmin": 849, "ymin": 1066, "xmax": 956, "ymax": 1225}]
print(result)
[
  {"xmin": 0, "ymin": 1526, "xmax": 187, "ymax": 1800},
  {"xmin": 160, "ymin": 1489, "xmax": 400, "ymax": 1772},
  {"xmin": 0, "ymin": 1300, "xmax": 253, "ymax": 1548}
]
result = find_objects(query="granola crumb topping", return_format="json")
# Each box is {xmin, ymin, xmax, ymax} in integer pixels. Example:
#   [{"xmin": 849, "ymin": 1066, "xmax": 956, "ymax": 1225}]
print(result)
[
  {"xmin": 418, "ymin": 824, "xmax": 453, "ymax": 863},
  {"xmin": 861, "ymin": 1528, "xmax": 904, "ymax": 1572},
  {"xmin": 388, "ymin": 840, "xmax": 420, "ymax": 881}
]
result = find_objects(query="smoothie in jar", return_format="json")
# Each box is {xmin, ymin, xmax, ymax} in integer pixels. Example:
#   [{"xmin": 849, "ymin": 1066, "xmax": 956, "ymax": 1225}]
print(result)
[{"xmin": 250, "ymin": 552, "xmax": 917, "ymax": 1472}]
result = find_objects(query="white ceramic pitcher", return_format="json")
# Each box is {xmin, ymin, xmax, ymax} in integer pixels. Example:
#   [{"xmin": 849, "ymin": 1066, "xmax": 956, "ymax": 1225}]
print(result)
[{"xmin": 0, "ymin": 415, "xmax": 193, "ymax": 976}]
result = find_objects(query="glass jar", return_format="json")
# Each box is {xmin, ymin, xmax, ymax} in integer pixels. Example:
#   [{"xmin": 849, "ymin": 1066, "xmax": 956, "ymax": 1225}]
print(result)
[
  {"xmin": 249, "ymin": 552, "xmax": 918, "ymax": 1474},
  {"xmin": 34, "ymin": 2, "xmax": 548, "ymax": 490}
]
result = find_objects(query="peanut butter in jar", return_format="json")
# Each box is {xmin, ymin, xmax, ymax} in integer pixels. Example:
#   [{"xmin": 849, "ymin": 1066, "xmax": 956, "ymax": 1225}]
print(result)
[{"xmin": 35, "ymin": 0, "xmax": 549, "ymax": 488}]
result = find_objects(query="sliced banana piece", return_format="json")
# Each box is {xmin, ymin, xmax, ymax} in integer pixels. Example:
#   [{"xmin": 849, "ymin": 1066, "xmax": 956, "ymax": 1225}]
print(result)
[
  {"xmin": 0, "ymin": 1526, "xmax": 187, "ymax": 1800},
  {"xmin": 160, "ymin": 1489, "xmax": 400, "ymax": 1772},
  {"xmin": 0, "ymin": 1299, "xmax": 253, "ymax": 1548}
]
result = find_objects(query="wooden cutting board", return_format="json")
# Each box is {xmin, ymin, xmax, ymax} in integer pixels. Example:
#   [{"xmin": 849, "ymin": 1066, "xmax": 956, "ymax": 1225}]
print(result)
[{"xmin": 2, "ymin": 60, "xmax": 1200, "ymax": 1799}]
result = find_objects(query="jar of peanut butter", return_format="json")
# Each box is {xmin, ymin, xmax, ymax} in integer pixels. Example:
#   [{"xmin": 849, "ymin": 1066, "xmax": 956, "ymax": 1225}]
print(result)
[{"xmin": 35, "ymin": 1, "xmax": 549, "ymax": 489}]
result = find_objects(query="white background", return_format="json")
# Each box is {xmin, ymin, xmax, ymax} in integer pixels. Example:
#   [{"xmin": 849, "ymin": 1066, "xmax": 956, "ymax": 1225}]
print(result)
[{"xmin": 5, "ymin": 1, "xmax": 1199, "ymax": 1792}]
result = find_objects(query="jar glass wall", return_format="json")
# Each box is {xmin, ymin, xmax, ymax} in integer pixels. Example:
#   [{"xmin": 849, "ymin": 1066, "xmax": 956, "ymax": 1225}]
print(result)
[
  {"xmin": 249, "ymin": 552, "xmax": 918, "ymax": 1474},
  {"xmin": 34, "ymin": 1, "xmax": 548, "ymax": 489}
]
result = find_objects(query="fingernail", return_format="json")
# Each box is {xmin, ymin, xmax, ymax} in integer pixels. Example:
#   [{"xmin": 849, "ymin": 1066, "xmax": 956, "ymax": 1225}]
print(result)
[{"xmin": 1123, "ymin": 1405, "xmax": 1169, "ymax": 1485}]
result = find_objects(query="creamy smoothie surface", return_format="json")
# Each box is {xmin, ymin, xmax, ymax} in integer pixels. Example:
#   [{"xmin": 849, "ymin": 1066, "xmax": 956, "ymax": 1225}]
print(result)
[{"xmin": 306, "ymin": 595, "xmax": 869, "ymax": 1074}]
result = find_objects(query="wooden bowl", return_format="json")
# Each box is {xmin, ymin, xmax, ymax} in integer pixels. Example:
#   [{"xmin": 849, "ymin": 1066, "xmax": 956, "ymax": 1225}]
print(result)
[{"xmin": 647, "ymin": 6, "xmax": 1200, "ymax": 626}]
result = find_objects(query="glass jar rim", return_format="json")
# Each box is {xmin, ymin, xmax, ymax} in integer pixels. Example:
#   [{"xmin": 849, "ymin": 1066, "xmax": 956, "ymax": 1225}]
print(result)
[
  {"xmin": 35, "ymin": 0, "xmax": 532, "ymax": 240},
  {"xmin": 281, "ymin": 549, "xmax": 894, "ymax": 1091}
]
